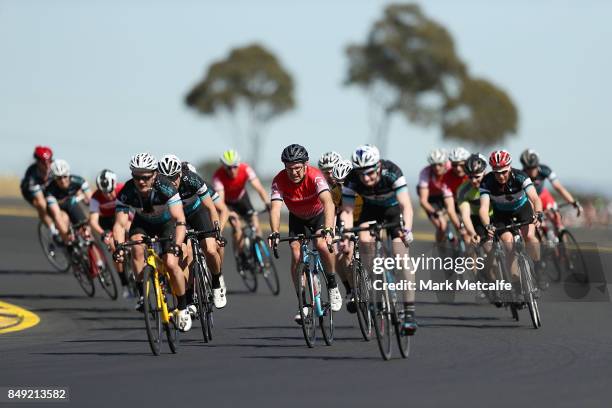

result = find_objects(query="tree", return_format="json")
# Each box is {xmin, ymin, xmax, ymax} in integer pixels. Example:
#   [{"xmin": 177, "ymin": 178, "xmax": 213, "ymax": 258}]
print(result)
[
  {"xmin": 186, "ymin": 44, "xmax": 295, "ymax": 166},
  {"xmin": 345, "ymin": 3, "xmax": 518, "ymax": 152}
]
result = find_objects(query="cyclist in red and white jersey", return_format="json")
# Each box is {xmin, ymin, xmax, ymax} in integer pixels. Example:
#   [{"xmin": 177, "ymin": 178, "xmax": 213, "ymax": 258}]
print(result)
[
  {"xmin": 268, "ymin": 144, "xmax": 342, "ymax": 322},
  {"xmin": 213, "ymin": 149, "xmax": 270, "ymax": 266},
  {"xmin": 89, "ymin": 169, "xmax": 132, "ymax": 297},
  {"xmin": 443, "ymin": 147, "xmax": 470, "ymax": 197},
  {"xmin": 417, "ymin": 149, "xmax": 462, "ymax": 243}
]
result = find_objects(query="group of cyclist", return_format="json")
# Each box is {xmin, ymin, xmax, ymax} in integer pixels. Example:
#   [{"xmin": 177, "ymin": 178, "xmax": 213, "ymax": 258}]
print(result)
[{"xmin": 21, "ymin": 142, "xmax": 581, "ymax": 336}]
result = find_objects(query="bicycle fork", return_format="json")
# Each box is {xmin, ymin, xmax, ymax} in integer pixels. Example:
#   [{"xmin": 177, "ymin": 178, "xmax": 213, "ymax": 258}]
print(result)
[{"xmin": 146, "ymin": 252, "xmax": 171, "ymax": 324}]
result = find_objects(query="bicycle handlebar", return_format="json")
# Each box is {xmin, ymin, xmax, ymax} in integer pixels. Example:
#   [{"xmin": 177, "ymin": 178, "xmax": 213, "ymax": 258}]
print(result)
[
  {"xmin": 272, "ymin": 233, "xmax": 334, "ymax": 259},
  {"xmin": 185, "ymin": 227, "xmax": 226, "ymax": 247}
]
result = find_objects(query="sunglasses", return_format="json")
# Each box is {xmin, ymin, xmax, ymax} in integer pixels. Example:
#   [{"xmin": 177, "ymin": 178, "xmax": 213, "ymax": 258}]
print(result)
[
  {"xmin": 225, "ymin": 165, "xmax": 239, "ymax": 170},
  {"xmin": 132, "ymin": 173, "xmax": 154, "ymax": 182},
  {"xmin": 358, "ymin": 167, "xmax": 378, "ymax": 177},
  {"xmin": 494, "ymin": 169, "xmax": 510, "ymax": 175},
  {"xmin": 451, "ymin": 162, "xmax": 465, "ymax": 168},
  {"xmin": 55, "ymin": 175, "xmax": 69, "ymax": 180},
  {"xmin": 469, "ymin": 174, "xmax": 483, "ymax": 180}
]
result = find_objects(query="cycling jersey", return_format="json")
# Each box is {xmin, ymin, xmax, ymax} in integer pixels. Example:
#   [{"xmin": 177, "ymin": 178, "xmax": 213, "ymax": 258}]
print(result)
[
  {"xmin": 181, "ymin": 162, "xmax": 220, "ymax": 203},
  {"xmin": 271, "ymin": 165, "xmax": 329, "ymax": 219},
  {"xmin": 45, "ymin": 175, "xmax": 90, "ymax": 207},
  {"xmin": 212, "ymin": 163, "xmax": 257, "ymax": 203},
  {"xmin": 20, "ymin": 164, "xmax": 51, "ymax": 199},
  {"xmin": 90, "ymin": 183, "xmax": 125, "ymax": 218},
  {"xmin": 456, "ymin": 180, "xmax": 492, "ymax": 216},
  {"xmin": 116, "ymin": 176, "xmax": 182, "ymax": 224},
  {"xmin": 530, "ymin": 164, "xmax": 558, "ymax": 195},
  {"xmin": 479, "ymin": 169, "xmax": 534, "ymax": 212},
  {"xmin": 342, "ymin": 160, "xmax": 408, "ymax": 207},
  {"xmin": 417, "ymin": 163, "xmax": 452, "ymax": 198},
  {"xmin": 442, "ymin": 170, "xmax": 468, "ymax": 197},
  {"xmin": 331, "ymin": 184, "xmax": 363, "ymax": 222},
  {"xmin": 175, "ymin": 168, "xmax": 210, "ymax": 216}
]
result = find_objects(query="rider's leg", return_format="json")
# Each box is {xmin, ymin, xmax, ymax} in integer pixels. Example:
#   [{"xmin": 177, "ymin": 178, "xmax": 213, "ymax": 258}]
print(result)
[
  {"xmin": 289, "ymin": 240, "xmax": 302, "ymax": 293},
  {"xmin": 31, "ymin": 192, "xmax": 54, "ymax": 230},
  {"xmin": 228, "ymin": 212, "xmax": 244, "ymax": 254},
  {"xmin": 315, "ymin": 235, "xmax": 338, "ymax": 288},
  {"xmin": 251, "ymin": 213, "xmax": 262, "ymax": 238}
]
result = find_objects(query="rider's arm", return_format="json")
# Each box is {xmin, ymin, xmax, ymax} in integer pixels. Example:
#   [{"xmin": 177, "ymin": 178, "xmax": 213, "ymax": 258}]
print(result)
[
  {"xmin": 418, "ymin": 187, "xmax": 436, "ymax": 215},
  {"xmin": 526, "ymin": 185, "xmax": 542, "ymax": 213},
  {"xmin": 201, "ymin": 194, "xmax": 220, "ymax": 226},
  {"xmin": 479, "ymin": 194, "xmax": 492, "ymax": 227},
  {"xmin": 551, "ymin": 179, "xmax": 575, "ymax": 205},
  {"xmin": 214, "ymin": 199, "xmax": 229, "ymax": 230},
  {"xmin": 396, "ymin": 189, "xmax": 413, "ymax": 231},
  {"xmin": 113, "ymin": 211, "xmax": 130, "ymax": 245},
  {"xmin": 250, "ymin": 177, "xmax": 270, "ymax": 206},
  {"xmin": 444, "ymin": 196, "xmax": 462, "ymax": 230},
  {"xmin": 169, "ymin": 202, "xmax": 186, "ymax": 247},
  {"xmin": 319, "ymin": 190, "xmax": 335, "ymax": 231},
  {"xmin": 88, "ymin": 198, "xmax": 104, "ymax": 235},
  {"xmin": 47, "ymin": 200, "xmax": 69, "ymax": 242},
  {"xmin": 269, "ymin": 199, "xmax": 282, "ymax": 234},
  {"xmin": 459, "ymin": 201, "xmax": 477, "ymax": 237}
]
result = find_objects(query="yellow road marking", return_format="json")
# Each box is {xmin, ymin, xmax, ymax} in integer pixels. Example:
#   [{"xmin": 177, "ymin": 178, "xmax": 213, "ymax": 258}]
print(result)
[
  {"xmin": 0, "ymin": 206, "xmax": 36, "ymax": 217},
  {"xmin": 0, "ymin": 300, "xmax": 40, "ymax": 334}
]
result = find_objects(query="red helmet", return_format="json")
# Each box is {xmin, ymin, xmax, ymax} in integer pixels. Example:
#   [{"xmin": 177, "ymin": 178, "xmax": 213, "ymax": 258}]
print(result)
[
  {"xmin": 489, "ymin": 150, "xmax": 512, "ymax": 170},
  {"xmin": 33, "ymin": 146, "xmax": 53, "ymax": 162}
]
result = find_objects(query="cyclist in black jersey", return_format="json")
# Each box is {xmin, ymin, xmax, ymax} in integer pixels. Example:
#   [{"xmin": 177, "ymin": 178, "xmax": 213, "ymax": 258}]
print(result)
[
  {"xmin": 20, "ymin": 146, "xmax": 55, "ymax": 234},
  {"xmin": 44, "ymin": 159, "xmax": 92, "ymax": 246},
  {"xmin": 340, "ymin": 144, "xmax": 417, "ymax": 335},
  {"xmin": 112, "ymin": 153, "xmax": 192, "ymax": 332},
  {"xmin": 479, "ymin": 150, "xmax": 543, "ymax": 284},
  {"xmin": 158, "ymin": 155, "xmax": 227, "ymax": 309}
]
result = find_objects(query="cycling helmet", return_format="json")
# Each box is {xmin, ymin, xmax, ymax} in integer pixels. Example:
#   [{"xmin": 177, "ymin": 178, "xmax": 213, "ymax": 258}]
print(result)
[
  {"xmin": 318, "ymin": 151, "xmax": 342, "ymax": 170},
  {"xmin": 129, "ymin": 152, "xmax": 157, "ymax": 171},
  {"xmin": 96, "ymin": 169, "xmax": 117, "ymax": 193},
  {"xmin": 449, "ymin": 147, "xmax": 470, "ymax": 162},
  {"xmin": 464, "ymin": 154, "xmax": 487, "ymax": 175},
  {"xmin": 281, "ymin": 144, "xmax": 309, "ymax": 163},
  {"xmin": 220, "ymin": 149, "xmax": 240, "ymax": 167},
  {"xmin": 51, "ymin": 159, "xmax": 70, "ymax": 177},
  {"xmin": 427, "ymin": 148, "xmax": 448, "ymax": 165},
  {"xmin": 332, "ymin": 159, "xmax": 353, "ymax": 181},
  {"xmin": 489, "ymin": 150, "xmax": 512, "ymax": 170},
  {"xmin": 520, "ymin": 149, "xmax": 540, "ymax": 168},
  {"xmin": 33, "ymin": 146, "xmax": 53, "ymax": 162},
  {"xmin": 351, "ymin": 145, "xmax": 380, "ymax": 169},
  {"xmin": 158, "ymin": 154, "xmax": 182, "ymax": 177}
]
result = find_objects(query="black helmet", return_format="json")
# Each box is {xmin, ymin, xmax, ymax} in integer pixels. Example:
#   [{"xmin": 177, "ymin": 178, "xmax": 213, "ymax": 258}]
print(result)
[
  {"xmin": 465, "ymin": 153, "xmax": 487, "ymax": 175},
  {"xmin": 520, "ymin": 149, "xmax": 540, "ymax": 168},
  {"xmin": 281, "ymin": 144, "xmax": 309, "ymax": 163}
]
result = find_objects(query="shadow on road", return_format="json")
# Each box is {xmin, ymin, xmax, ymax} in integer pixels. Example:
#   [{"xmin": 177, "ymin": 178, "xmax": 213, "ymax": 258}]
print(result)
[
  {"xmin": 0, "ymin": 269, "xmax": 63, "ymax": 276},
  {"xmin": 245, "ymin": 355, "xmax": 380, "ymax": 361},
  {"xmin": 32, "ymin": 352, "xmax": 152, "ymax": 357}
]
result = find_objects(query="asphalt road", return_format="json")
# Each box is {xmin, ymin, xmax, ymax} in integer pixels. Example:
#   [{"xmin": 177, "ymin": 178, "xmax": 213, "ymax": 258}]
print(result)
[{"xmin": 1, "ymin": 214, "xmax": 612, "ymax": 408}]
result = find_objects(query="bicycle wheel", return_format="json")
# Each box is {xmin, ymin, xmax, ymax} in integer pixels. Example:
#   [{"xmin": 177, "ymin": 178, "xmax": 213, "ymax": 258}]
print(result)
[
  {"xmin": 388, "ymin": 271, "xmax": 410, "ymax": 358},
  {"xmin": 72, "ymin": 252, "xmax": 95, "ymax": 297},
  {"xmin": 90, "ymin": 241, "xmax": 118, "ymax": 300},
  {"xmin": 432, "ymin": 241, "xmax": 456, "ymax": 304},
  {"xmin": 371, "ymin": 284, "xmax": 392, "ymax": 360},
  {"xmin": 254, "ymin": 238, "xmax": 280, "ymax": 295},
  {"xmin": 142, "ymin": 265, "xmax": 162, "ymax": 355},
  {"xmin": 318, "ymin": 271, "xmax": 334, "ymax": 346},
  {"xmin": 352, "ymin": 258, "xmax": 373, "ymax": 341},
  {"xmin": 559, "ymin": 230, "xmax": 588, "ymax": 283},
  {"xmin": 193, "ymin": 260, "xmax": 209, "ymax": 343},
  {"xmin": 162, "ymin": 274, "xmax": 179, "ymax": 354},
  {"xmin": 509, "ymin": 303, "xmax": 519, "ymax": 321},
  {"xmin": 38, "ymin": 222, "xmax": 70, "ymax": 272},
  {"xmin": 202, "ymin": 262, "xmax": 214, "ymax": 341},
  {"xmin": 518, "ymin": 255, "xmax": 541, "ymax": 329},
  {"xmin": 235, "ymin": 251, "xmax": 258, "ymax": 292},
  {"xmin": 296, "ymin": 263, "xmax": 315, "ymax": 348}
]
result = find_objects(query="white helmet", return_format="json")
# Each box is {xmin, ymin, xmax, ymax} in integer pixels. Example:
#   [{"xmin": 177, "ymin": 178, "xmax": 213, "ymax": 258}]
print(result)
[
  {"xmin": 318, "ymin": 151, "xmax": 342, "ymax": 170},
  {"xmin": 158, "ymin": 154, "xmax": 182, "ymax": 177},
  {"xmin": 129, "ymin": 152, "xmax": 157, "ymax": 171},
  {"xmin": 449, "ymin": 147, "xmax": 470, "ymax": 162},
  {"xmin": 51, "ymin": 159, "xmax": 70, "ymax": 177},
  {"xmin": 332, "ymin": 159, "xmax": 353, "ymax": 181},
  {"xmin": 427, "ymin": 148, "xmax": 448, "ymax": 165},
  {"xmin": 351, "ymin": 144, "xmax": 380, "ymax": 169},
  {"xmin": 184, "ymin": 162, "xmax": 198, "ymax": 173},
  {"xmin": 96, "ymin": 169, "xmax": 117, "ymax": 193}
]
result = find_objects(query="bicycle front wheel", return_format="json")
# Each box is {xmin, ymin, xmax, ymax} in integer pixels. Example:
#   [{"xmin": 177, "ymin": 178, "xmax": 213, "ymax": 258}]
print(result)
[
  {"xmin": 90, "ymin": 241, "xmax": 118, "ymax": 300},
  {"xmin": 72, "ymin": 255, "xmax": 95, "ymax": 297},
  {"xmin": 254, "ymin": 238, "xmax": 280, "ymax": 295},
  {"xmin": 318, "ymin": 272, "xmax": 334, "ymax": 346},
  {"xmin": 296, "ymin": 263, "xmax": 315, "ymax": 348},
  {"xmin": 38, "ymin": 222, "xmax": 70, "ymax": 272},
  {"xmin": 193, "ymin": 260, "xmax": 209, "ymax": 343},
  {"xmin": 518, "ymin": 255, "xmax": 541, "ymax": 329},
  {"xmin": 163, "ymin": 276, "xmax": 179, "ymax": 354},
  {"xmin": 559, "ymin": 230, "xmax": 588, "ymax": 283},
  {"xmin": 353, "ymin": 258, "xmax": 373, "ymax": 341},
  {"xmin": 235, "ymin": 251, "xmax": 257, "ymax": 292},
  {"xmin": 142, "ymin": 265, "xmax": 163, "ymax": 355},
  {"xmin": 371, "ymin": 285, "xmax": 392, "ymax": 360}
]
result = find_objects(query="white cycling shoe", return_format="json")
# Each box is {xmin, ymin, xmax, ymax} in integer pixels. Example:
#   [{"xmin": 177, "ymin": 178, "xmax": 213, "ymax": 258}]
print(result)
[
  {"xmin": 294, "ymin": 307, "xmax": 309, "ymax": 324},
  {"xmin": 213, "ymin": 276, "xmax": 227, "ymax": 309},
  {"xmin": 329, "ymin": 287, "xmax": 343, "ymax": 312},
  {"xmin": 175, "ymin": 309, "xmax": 192, "ymax": 332},
  {"xmin": 187, "ymin": 304, "xmax": 198, "ymax": 318}
]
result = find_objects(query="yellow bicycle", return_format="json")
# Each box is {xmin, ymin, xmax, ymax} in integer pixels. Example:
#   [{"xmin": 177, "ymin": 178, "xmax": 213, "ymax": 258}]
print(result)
[{"xmin": 118, "ymin": 236, "xmax": 179, "ymax": 356}]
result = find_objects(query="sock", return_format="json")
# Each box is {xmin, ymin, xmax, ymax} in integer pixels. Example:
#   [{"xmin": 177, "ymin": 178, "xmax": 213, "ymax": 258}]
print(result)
[
  {"xmin": 177, "ymin": 295, "xmax": 187, "ymax": 310},
  {"xmin": 326, "ymin": 273, "xmax": 337, "ymax": 289},
  {"xmin": 212, "ymin": 274, "xmax": 221, "ymax": 289},
  {"xmin": 185, "ymin": 286, "xmax": 194, "ymax": 303},
  {"xmin": 118, "ymin": 272, "xmax": 128, "ymax": 286},
  {"xmin": 342, "ymin": 280, "xmax": 351, "ymax": 295},
  {"xmin": 137, "ymin": 281, "xmax": 143, "ymax": 297}
]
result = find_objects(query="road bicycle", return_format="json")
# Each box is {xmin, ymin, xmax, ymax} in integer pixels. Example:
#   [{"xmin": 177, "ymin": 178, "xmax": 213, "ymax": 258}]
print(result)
[
  {"xmin": 273, "ymin": 233, "xmax": 333, "ymax": 348},
  {"xmin": 38, "ymin": 221, "xmax": 70, "ymax": 272}
]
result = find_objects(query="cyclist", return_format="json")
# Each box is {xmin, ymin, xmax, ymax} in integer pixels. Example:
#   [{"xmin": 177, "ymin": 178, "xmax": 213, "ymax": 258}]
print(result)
[
  {"xmin": 456, "ymin": 154, "xmax": 489, "ymax": 244},
  {"xmin": 20, "ymin": 146, "xmax": 55, "ymax": 235},
  {"xmin": 44, "ymin": 159, "xmax": 92, "ymax": 246},
  {"xmin": 212, "ymin": 149, "xmax": 270, "ymax": 271},
  {"xmin": 479, "ymin": 150, "xmax": 543, "ymax": 287},
  {"xmin": 268, "ymin": 144, "xmax": 343, "ymax": 323},
  {"xmin": 112, "ymin": 153, "xmax": 192, "ymax": 332},
  {"xmin": 444, "ymin": 147, "xmax": 470, "ymax": 197},
  {"xmin": 158, "ymin": 154, "xmax": 227, "ymax": 309},
  {"xmin": 520, "ymin": 149, "xmax": 582, "ymax": 231},
  {"xmin": 339, "ymin": 144, "xmax": 417, "ymax": 335},
  {"xmin": 89, "ymin": 169, "xmax": 132, "ymax": 298},
  {"xmin": 417, "ymin": 149, "xmax": 462, "ymax": 243}
]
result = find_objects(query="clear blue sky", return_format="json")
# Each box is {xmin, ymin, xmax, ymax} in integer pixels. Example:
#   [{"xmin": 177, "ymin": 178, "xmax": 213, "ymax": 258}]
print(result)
[{"xmin": 1, "ymin": 0, "xmax": 610, "ymax": 193}]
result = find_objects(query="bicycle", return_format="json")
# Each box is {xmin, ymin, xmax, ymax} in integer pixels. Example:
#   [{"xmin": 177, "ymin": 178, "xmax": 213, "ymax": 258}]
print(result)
[
  {"xmin": 354, "ymin": 219, "xmax": 411, "ymax": 360},
  {"xmin": 185, "ymin": 226, "xmax": 226, "ymax": 343},
  {"xmin": 38, "ymin": 221, "xmax": 70, "ymax": 272},
  {"xmin": 273, "ymin": 233, "xmax": 334, "ymax": 348},
  {"xmin": 116, "ymin": 236, "xmax": 179, "ymax": 356},
  {"xmin": 231, "ymin": 210, "xmax": 280, "ymax": 295},
  {"xmin": 67, "ymin": 220, "xmax": 118, "ymax": 300},
  {"xmin": 489, "ymin": 217, "xmax": 542, "ymax": 329}
]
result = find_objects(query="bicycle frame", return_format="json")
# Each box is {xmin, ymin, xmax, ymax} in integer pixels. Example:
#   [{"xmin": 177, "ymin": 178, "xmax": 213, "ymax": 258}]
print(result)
[{"xmin": 145, "ymin": 246, "xmax": 173, "ymax": 325}]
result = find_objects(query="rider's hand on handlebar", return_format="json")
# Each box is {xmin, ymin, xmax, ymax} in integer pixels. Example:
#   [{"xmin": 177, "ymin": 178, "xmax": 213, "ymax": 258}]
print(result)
[
  {"xmin": 113, "ymin": 248, "xmax": 125, "ymax": 263},
  {"xmin": 401, "ymin": 228, "xmax": 413, "ymax": 246},
  {"xmin": 534, "ymin": 211, "xmax": 544, "ymax": 228},
  {"xmin": 268, "ymin": 231, "xmax": 280, "ymax": 248},
  {"xmin": 573, "ymin": 201, "xmax": 583, "ymax": 217},
  {"xmin": 102, "ymin": 231, "xmax": 112, "ymax": 246},
  {"xmin": 485, "ymin": 224, "xmax": 496, "ymax": 238}
]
